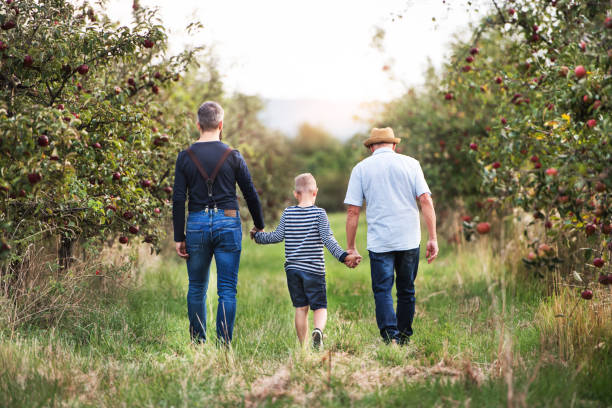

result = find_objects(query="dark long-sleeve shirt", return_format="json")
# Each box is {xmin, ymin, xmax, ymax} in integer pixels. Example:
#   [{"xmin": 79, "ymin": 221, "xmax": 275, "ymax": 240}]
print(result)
[
  {"xmin": 254, "ymin": 205, "xmax": 348, "ymax": 275},
  {"xmin": 172, "ymin": 141, "xmax": 264, "ymax": 242}
]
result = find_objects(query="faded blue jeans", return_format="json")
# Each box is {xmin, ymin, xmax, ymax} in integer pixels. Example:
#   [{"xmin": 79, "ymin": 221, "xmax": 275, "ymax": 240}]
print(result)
[
  {"xmin": 185, "ymin": 210, "xmax": 242, "ymax": 344},
  {"xmin": 368, "ymin": 247, "xmax": 420, "ymax": 344}
]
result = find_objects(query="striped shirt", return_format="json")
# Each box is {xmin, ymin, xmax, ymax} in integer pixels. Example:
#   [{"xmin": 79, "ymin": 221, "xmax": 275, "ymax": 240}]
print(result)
[{"xmin": 254, "ymin": 206, "xmax": 348, "ymax": 275}]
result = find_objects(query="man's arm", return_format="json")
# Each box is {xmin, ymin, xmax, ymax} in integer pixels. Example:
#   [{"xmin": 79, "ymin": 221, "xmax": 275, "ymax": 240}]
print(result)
[
  {"xmin": 346, "ymin": 205, "xmax": 361, "ymax": 258},
  {"xmin": 172, "ymin": 152, "xmax": 189, "ymax": 259},
  {"xmin": 234, "ymin": 151, "xmax": 265, "ymax": 230},
  {"xmin": 418, "ymin": 193, "xmax": 438, "ymax": 263}
]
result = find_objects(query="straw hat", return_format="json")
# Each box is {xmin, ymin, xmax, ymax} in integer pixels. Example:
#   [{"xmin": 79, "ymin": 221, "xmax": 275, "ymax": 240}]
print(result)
[{"xmin": 363, "ymin": 127, "xmax": 401, "ymax": 147}]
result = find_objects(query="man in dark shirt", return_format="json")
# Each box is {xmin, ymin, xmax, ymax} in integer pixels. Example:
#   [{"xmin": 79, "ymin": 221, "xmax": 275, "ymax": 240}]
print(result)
[{"xmin": 172, "ymin": 101, "xmax": 264, "ymax": 345}]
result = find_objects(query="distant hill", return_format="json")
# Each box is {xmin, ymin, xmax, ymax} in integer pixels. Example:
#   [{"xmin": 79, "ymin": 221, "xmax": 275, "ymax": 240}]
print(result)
[{"xmin": 258, "ymin": 98, "xmax": 374, "ymax": 140}]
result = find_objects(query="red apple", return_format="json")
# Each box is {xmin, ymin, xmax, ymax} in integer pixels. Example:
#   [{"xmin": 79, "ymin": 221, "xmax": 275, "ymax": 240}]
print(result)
[
  {"xmin": 28, "ymin": 173, "xmax": 41, "ymax": 184},
  {"xmin": 154, "ymin": 71, "xmax": 162, "ymax": 79},
  {"xmin": 462, "ymin": 215, "xmax": 472, "ymax": 222},
  {"xmin": 593, "ymin": 100, "xmax": 601, "ymax": 110},
  {"xmin": 532, "ymin": 24, "xmax": 539, "ymax": 32},
  {"xmin": 585, "ymin": 223, "xmax": 597, "ymax": 236},
  {"xmin": 581, "ymin": 289, "xmax": 593, "ymax": 300},
  {"xmin": 151, "ymin": 85, "xmax": 159, "ymax": 94},
  {"xmin": 470, "ymin": 143, "xmax": 478, "ymax": 151},
  {"xmin": 93, "ymin": 142, "xmax": 102, "ymax": 149},
  {"xmin": 593, "ymin": 257, "xmax": 605, "ymax": 268},
  {"xmin": 112, "ymin": 172, "xmax": 121, "ymax": 181},
  {"xmin": 128, "ymin": 77, "xmax": 136, "ymax": 86},
  {"xmin": 129, "ymin": 225, "xmax": 139, "ymax": 234},
  {"xmin": 501, "ymin": 117, "xmax": 507, "ymax": 125},
  {"xmin": 574, "ymin": 65, "xmax": 586, "ymax": 78},
  {"xmin": 595, "ymin": 182, "xmax": 605, "ymax": 192},
  {"xmin": 495, "ymin": 76, "xmax": 502, "ymax": 84},
  {"xmin": 534, "ymin": 162, "xmax": 542, "ymax": 169},
  {"xmin": 579, "ymin": 41, "xmax": 586, "ymax": 51},
  {"xmin": 23, "ymin": 55, "xmax": 33, "ymax": 67},
  {"xmin": 163, "ymin": 186, "xmax": 172, "ymax": 194},
  {"xmin": 105, "ymin": 204, "xmax": 117, "ymax": 212},
  {"xmin": 559, "ymin": 66, "xmax": 569, "ymax": 77},
  {"xmin": 144, "ymin": 235, "xmax": 155, "ymax": 243},
  {"xmin": 544, "ymin": 220, "xmax": 552, "ymax": 229},
  {"xmin": 114, "ymin": 86, "xmax": 122, "ymax": 94},
  {"xmin": 605, "ymin": 17, "xmax": 612, "ymax": 29},
  {"xmin": 545, "ymin": 167, "xmax": 558, "ymax": 176},
  {"xmin": 527, "ymin": 251, "xmax": 537, "ymax": 261},
  {"xmin": 530, "ymin": 155, "xmax": 539, "ymax": 163},
  {"xmin": 444, "ymin": 92, "xmax": 453, "ymax": 100},
  {"xmin": 37, "ymin": 135, "xmax": 49, "ymax": 147},
  {"xmin": 154, "ymin": 208, "xmax": 161, "ymax": 214},
  {"xmin": 0, "ymin": 41, "xmax": 7, "ymax": 51},
  {"xmin": 141, "ymin": 179, "xmax": 152, "ymax": 188},
  {"xmin": 602, "ymin": 224, "xmax": 612, "ymax": 235},
  {"xmin": 598, "ymin": 274, "xmax": 610, "ymax": 285},
  {"xmin": 119, "ymin": 236, "xmax": 128, "ymax": 244},
  {"xmin": 143, "ymin": 39, "xmax": 155, "ymax": 48},
  {"xmin": 476, "ymin": 222, "xmax": 491, "ymax": 234},
  {"xmin": 465, "ymin": 56, "xmax": 474, "ymax": 63},
  {"xmin": 1, "ymin": 20, "xmax": 16, "ymax": 30},
  {"xmin": 586, "ymin": 119, "xmax": 597, "ymax": 128},
  {"xmin": 123, "ymin": 211, "xmax": 134, "ymax": 220},
  {"xmin": 508, "ymin": 8, "xmax": 515, "ymax": 15},
  {"xmin": 160, "ymin": 134, "xmax": 169, "ymax": 143},
  {"xmin": 469, "ymin": 47, "xmax": 479, "ymax": 55},
  {"xmin": 492, "ymin": 162, "xmax": 501, "ymax": 169},
  {"xmin": 77, "ymin": 64, "xmax": 89, "ymax": 75},
  {"xmin": 462, "ymin": 65, "xmax": 472, "ymax": 72}
]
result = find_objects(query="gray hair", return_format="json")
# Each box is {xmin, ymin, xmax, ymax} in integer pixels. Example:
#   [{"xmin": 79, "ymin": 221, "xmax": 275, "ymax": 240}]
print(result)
[{"xmin": 197, "ymin": 101, "xmax": 224, "ymax": 131}]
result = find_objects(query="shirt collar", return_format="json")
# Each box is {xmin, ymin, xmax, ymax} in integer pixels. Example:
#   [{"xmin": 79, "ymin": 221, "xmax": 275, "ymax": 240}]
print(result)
[{"xmin": 372, "ymin": 147, "xmax": 394, "ymax": 156}]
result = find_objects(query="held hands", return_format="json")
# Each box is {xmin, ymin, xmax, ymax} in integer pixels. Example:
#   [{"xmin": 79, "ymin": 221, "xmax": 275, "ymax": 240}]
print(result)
[
  {"xmin": 344, "ymin": 249, "xmax": 362, "ymax": 268},
  {"xmin": 426, "ymin": 239, "xmax": 439, "ymax": 264},
  {"xmin": 175, "ymin": 241, "xmax": 189, "ymax": 259},
  {"xmin": 250, "ymin": 226, "xmax": 263, "ymax": 240}
]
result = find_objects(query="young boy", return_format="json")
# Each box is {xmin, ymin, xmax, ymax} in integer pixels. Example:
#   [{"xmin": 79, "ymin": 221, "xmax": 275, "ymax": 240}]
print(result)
[{"xmin": 251, "ymin": 173, "xmax": 361, "ymax": 350}]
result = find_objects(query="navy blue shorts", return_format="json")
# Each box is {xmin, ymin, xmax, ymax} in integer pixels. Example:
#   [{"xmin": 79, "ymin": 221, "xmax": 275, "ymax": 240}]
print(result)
[{"xmin": 286, "ymin": 269, "xmax": 327, "ymax": 310}]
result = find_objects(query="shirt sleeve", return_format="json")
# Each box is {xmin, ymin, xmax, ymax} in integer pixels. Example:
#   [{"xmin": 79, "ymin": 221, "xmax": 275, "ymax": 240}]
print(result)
[
  {"xmin": 318, "ymin": 210, "xmax": 348, "ymax": 262},
  {"xmin": 414, "ymin": 161, "xmax": 431, "ymax": 198},
  {"xmin": 344, "ymin": 165, "xmax": 364, "ymax": 207},
  {"xmin": 234, "ymin": 150, "xmax": 265, "ymax": 230},
  {"xmin": 254, "ymin": 209, "xmax": 286, "ymax": 244},
  {"xmin": 172, "ymin": 151, "xmax": 187, "ymax": 242}
]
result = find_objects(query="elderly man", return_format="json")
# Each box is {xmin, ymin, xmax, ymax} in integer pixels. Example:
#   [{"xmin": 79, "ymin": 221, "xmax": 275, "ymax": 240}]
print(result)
[
  {"xmin": 172, "ymin": 101, "xmax": 264, "ymax": 345},
  {"xmin": 344, "ymin": 127, "xmax": 438, "ymax": 345}
]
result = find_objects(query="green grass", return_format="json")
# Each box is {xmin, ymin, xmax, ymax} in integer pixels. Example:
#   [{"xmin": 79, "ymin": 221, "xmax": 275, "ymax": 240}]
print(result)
[{"xmin": 1, "ymin": 213, "xmax": 610, "ymax": 407}]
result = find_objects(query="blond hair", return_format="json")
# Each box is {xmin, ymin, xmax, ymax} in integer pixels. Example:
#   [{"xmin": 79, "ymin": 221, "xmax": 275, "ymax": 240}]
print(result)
[{"xmin": 294, "ymin": 173, "xmax": 317, "ymax": 193}]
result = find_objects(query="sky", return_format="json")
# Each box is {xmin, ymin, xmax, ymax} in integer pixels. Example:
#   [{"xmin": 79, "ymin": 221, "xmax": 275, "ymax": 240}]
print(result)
[{"xmin": 105, "ymin": 0, "xmax": 490, "ymax": 103}]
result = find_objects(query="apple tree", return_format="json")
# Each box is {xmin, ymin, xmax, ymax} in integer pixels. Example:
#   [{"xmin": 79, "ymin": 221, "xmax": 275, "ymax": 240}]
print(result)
[{"xmin": 0, "ymin": 0, "xmax": 203, "ymax": 268}]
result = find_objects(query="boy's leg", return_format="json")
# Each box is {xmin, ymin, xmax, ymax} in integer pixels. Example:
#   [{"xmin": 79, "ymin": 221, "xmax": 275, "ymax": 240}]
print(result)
[
  {"xmin": 301, "ymin": 271, "xmax": 327, "ymax": 350},
  {"xmin": 286, "ymin": 269, "xmax": 309, "ymax": 345},
  {"xmin": 295, "ymin": 306, "xmax": 309, "ymax": 345},
  {"xmin": 395, "ymin": 247, "xmax": 420, "ymax": 344},
  {"xmin": 313, "ymin": 308, "xmax": 327, "ymax": 332}
]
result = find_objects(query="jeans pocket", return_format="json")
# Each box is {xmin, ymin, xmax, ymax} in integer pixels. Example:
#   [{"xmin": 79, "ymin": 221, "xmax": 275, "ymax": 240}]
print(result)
[
  {"xmin": 186, "ymin": 230, "xmax": 203, "ymax": 251},
  {"xmin": 217, "ymin": 226, "xmax": 242, "ymax": 252}
]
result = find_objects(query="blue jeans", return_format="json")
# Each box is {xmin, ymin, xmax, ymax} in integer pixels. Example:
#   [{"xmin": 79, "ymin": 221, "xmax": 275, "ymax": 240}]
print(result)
[
  {"xmin": 368, "ymin": 247, "xmax": 420, "ymax": 343},
  {"xmin": 185, "ymin": 210, "xmax": 242, "ymax": 344}
]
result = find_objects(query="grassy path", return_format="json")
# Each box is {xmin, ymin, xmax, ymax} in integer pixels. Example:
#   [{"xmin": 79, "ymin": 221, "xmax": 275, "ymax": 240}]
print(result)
[{"xmin": 1, "ymin": 214, "xmax": 610, "ymax": 407}]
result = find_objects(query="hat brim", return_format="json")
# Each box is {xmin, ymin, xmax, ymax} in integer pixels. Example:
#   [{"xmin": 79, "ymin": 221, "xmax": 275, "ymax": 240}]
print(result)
[{"xmin": 363, "ymin": 136, "xmax": 401, "ymax": 147}]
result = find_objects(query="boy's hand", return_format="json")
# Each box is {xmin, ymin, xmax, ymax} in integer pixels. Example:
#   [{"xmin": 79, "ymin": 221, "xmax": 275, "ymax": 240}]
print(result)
[
  {"xmin": 250, "ymin": 227, "xmax": 262, "ymax": 240},
  {"xmin": 344, "ymin": 253, "xmax": 362, "ymax": 268}
]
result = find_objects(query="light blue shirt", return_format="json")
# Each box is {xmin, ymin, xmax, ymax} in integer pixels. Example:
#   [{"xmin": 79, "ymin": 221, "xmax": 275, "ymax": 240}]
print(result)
[{"xmin": 344, "ymin": 147, "xmax": 431, "ymax": 253}]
